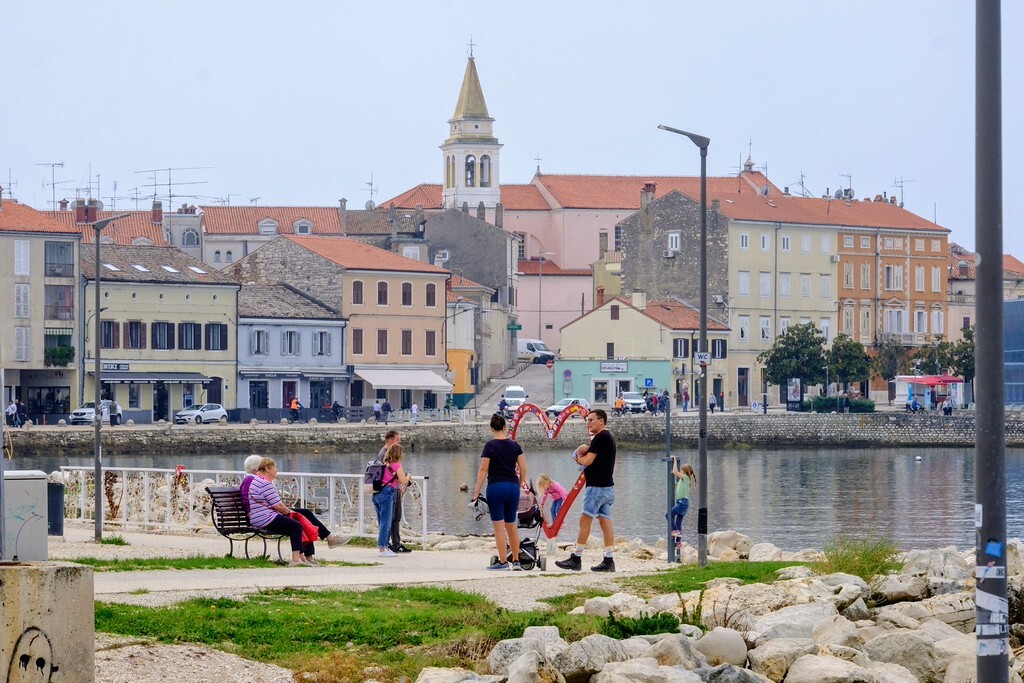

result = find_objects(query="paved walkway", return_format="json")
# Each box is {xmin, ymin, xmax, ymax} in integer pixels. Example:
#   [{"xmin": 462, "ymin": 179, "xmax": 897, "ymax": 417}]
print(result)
[{"xmin": 53, "ymin": 526, "xmax": 668, "ymax": 610}]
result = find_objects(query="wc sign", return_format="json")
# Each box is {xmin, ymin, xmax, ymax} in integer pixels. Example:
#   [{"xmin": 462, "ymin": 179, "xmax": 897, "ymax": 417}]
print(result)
[{"xmin": 695, "ymin": 352, "xmax": 710, "ymax": 366}]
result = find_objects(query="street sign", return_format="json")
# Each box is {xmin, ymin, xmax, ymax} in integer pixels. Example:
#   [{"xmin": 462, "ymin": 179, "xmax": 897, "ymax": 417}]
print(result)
[
  {"xmin": 644, "ymin": 378, "xmax": 654, "ymax": 388},
  {"xmin": 545, "ymin": 359, "xmax": 554, "ymax": 369},
  {"xmin": 695, "ymin": 352, "xmax": 710, "ymax": 365},
  {"xmin": 507, "ymin": 323, "xmax": 522, "ymax": 331}
]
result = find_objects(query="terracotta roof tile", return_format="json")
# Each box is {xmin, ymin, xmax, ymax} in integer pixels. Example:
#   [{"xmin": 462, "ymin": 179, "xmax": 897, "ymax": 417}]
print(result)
[
  {"xmin": 644, "ymin": 298, "xmax": 728, "ymax": 332},
  {"xmin": 0, "ymin": 201, "xmax": 82, "ymax": 235},
  {"xmin": 284, "ymin": 235, "xmax": 449, "ymax": 274},
  {"xmin": 239, "ymin": 284, "xmax": 339, "ymax": 319},
  {"xmin": 533, "ymin": 173, "xmax": 780, "ymax": 209},
  {"xmin": 1004, "ymin": 255, "xmax": 1024, "ymax": 276},
  {"xmin": 81, "ymin": 244, "xmax": 238, "ymax": 284},
  {"xmin": 382, "ymin": 184, "xmax": 444, "ymax": 210},
  {"xmin": 715, "ymin": 194, "xmax": 948, "ymax": 231},
  {"xmin": 380, "ymin": 183, "xmax": 550, "ymax": 212},
  {"xmin": 45, "ymin": 210, "xmax": 169, "ymax": 245},
  {"xmin": 517, "ymin": 257, "xmax": 591, "ymax": 276},
  {"xmin": 201, "ymin": 206, "xmax": 343, "ymax": 235},
  {"xmin": 448, "ymin": 273, "xmax": 487, "ymax": 289}
]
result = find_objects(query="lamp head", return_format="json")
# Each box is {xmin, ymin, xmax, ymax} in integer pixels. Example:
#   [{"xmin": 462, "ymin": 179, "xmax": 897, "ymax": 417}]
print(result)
[{"xmin": 657, "ymin": 124, "xmax": 710, "ymax": 150}]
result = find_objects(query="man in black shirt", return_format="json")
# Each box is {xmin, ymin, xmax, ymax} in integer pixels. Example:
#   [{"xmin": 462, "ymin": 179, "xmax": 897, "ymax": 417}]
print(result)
[{"xmin": 556, "ymin": 409, "xmax": 617, "ymax": 572}]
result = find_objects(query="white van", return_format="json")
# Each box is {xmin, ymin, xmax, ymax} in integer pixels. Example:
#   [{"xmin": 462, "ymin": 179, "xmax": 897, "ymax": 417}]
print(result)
[
  {"xmin": 501, "ymin": 385, "xmax": 529, "ymax": 410},
  {"xmin": 517, "ymin": 338, "xmax": 556, "ymax": 364}
]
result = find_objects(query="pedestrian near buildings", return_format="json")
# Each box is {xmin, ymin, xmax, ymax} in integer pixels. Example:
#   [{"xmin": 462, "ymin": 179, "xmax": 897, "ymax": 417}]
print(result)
[
  {"xmin": 410, "ymin": 402, "xmax": 419, "ymax": 424},
  {"xmin": 382, "ymin": 400, "xmax": 392, "ymax": 425},
  {"xmin": 5, "ymin": 400, "xmax": 16, "ymax": 427},
  {"xmin": 373, "ymin": 442, "xmax": 411, "ymax": 557},
  {"xmin": 682, "ymin": 389, "xmax": 690, "ymax": 412},
  {"xmin": 709, "ymin": 393, "xmax": 717, "ymax": 414},
  {"xmin": 555, "ymin": 409, "xmax": 617, "ymax": 572},
  {"xmin": 373, "ymin": 400, "xmax": 382, "ymax": 423},
  {"xmin": 472, "ymin": 412, "xmax": 527, "ymax": 570},
  {"xmin": 379, "ymin": 430, "xmax": 412, "ymax": 553}
]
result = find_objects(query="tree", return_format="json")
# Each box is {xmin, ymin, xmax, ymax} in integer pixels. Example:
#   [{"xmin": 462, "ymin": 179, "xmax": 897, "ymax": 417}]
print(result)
[
  {"xmin": 950, "ymin": 327, "xmax": 976, "ymax": 383},
  {"xmin": 914, "ymin": 335, "xmax": 955, "ymax": 376},
  {"xmin": 826, "ymin": 334, "xmax": 872, "ymax": 390},
  {"xmin": 872, "ymin": 335, "xmax": 911, "ymax": 383},
  {"xmin": 758, "ymin": 322, "xmax": 827, "ymax": 390}
]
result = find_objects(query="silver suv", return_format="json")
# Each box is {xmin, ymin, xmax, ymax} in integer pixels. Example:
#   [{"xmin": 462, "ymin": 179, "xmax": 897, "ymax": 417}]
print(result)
[
  {"xmin": 70, "ymin": 400, "xmax": 123, "ymax": 425},
  {"xmin": 619, "ymin": 391, "xmax": 647, "ymax": 414}
]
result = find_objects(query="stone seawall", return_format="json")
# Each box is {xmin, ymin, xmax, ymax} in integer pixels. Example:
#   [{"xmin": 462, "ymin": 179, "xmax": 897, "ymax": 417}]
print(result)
[{"xmin": 6, "ymin": 412, "xmax": 1023, "ymax": 457}]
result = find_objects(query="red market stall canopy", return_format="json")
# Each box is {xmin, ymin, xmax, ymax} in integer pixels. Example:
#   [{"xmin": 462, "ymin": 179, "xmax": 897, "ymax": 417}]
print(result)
[{"xmin": 903, "ymin": 374, "xmax": 964, "ymax": 387}]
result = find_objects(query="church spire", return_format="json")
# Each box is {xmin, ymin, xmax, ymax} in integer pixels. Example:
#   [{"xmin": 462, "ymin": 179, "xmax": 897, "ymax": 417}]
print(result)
[{"xmin": 451, "ymin": 56, "xmax": 491, "ymax": 121}]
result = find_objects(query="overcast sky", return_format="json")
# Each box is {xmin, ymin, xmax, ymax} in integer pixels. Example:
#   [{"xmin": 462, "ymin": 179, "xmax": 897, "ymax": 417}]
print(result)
[{"xmin": 3, "ymin": 2, "xmax": 1020, "ymax": 257}]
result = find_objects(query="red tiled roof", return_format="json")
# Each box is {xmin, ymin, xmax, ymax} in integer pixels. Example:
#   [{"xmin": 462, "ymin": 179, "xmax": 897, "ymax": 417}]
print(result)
[
  {"xmin": 45, "ymin": 210, "xmax": 169, "ymax": 245},
  {"xmin": 201, "ymin": 206, "xmax": 343, "ymax": 235},
  {"xmin": 1004, "ymin": 255, "xmax": 1024, "ymax": 275},
  {"xmin": 449, "ymin": 273, "xmax": 486, "ymax": 289},
  {"xmin": 0, "ymin": 201, "xmax": 81, "ymax": 235},
  {"xmin": 497, "ymin": 184, "xmax": 550, "ymax": 211},
  {"xmin": 380, "ymin": 183, "xmax": 551, "ymax": 212},
  {"xmin": 284, "ymin": 235, "xmax": 448, "ymax": 274},
  {"xmin": 948, "ymin": 250, "xmax": 976, "ymax": 280},
  {"xmin": 713, "ymin": 194, "xmax": 948, "ymax": 232},
  {"xmin": 517, "ymin": 258, "xmax": 591, "ymax": 277},
  {"xmin": 644, "ymin": 298, "xmax": 728, "ymax": 332},
  {"xmin": 533, "ymin": 173, "xmax": 779, "ymax": 210},
  {"xmin": 382, "ymin": 184, "xmax": 443, "ymax": 210}
]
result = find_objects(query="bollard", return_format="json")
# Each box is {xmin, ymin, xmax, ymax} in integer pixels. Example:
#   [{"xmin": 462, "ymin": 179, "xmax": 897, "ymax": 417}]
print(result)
[{"xmin": 47, "ymin": 482, "xmax": 64, "ymax": 537}]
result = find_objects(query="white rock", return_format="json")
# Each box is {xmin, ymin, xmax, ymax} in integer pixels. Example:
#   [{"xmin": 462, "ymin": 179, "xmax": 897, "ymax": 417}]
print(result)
[
  {"xmin": 701, "ymin": 663, "xmax": 772, "ymax": 682},
  {"xmin": 1008, "ymin": 538, "xmax": 1024, "ymax": 576},
  {"xmin": 862, "ymin": 630, "xmax": 944, "ymax": 682},
  {"xmin": 841, "ymin": 598, "xmax": 870, "ymax": 622},
  {"xmin": 583, "ymin": 592, "xmax": 647, "ymax": 618},
  {"xmin": 816, "ymin": 644, "xmax": 869, "ymax": 667},
  {"xmin": 917, "ymin": 617, "xmax": 965, "ymax": 642},
  {"xmin": 749, "ymin": 602, "xmax": 840, "ymax": 646},
  {"xmin": 678, "ymin": 624, "xmax": 703, "ymax": 639},
  {"xmin": 776, "ymin": 565, "xmax": 813, "ymax": 580},
  {"xmin": 487, "ymin": 637, "xmax": 547, "ymax": 676},
  {"xmin": 874, "ymin": 611, "xmax": 921, "ymax": 630},
  {"xmin": 917, "ymin": 591, "xmax": 976, "ymax": 632},
  {"xmin": 781, "ymin": 548, "xmax": 825, "ymax": 562},
  {"xmin": 708, "ymin": 530, "xmax": 753, "ymax": 557},
  {"xmin": 591, "ymin": 657, "xmax": 702, "ymax": 683},
  {"xmin": 874, "ymin": 574, "xmax": 929, "ymax": 603},
  {"xmin": 784, "ymin": 654, "xmax": 876, "ymax": 683},
  {"xmin": 646, "ymin": 593, "xmax": 682, "ymax": 614},
  {"xmin": 694, "ymin": 627, "xmax": 747, "ymax": 666},
  {"xmin": 506, "ymin": 649, "xmax": 564, "ymax": 683},
  {"xmin": 746, "ymin": 637, "xmax": 816, "ymax": 682},
  {"xmin": 747, "ymin": 543, "xmax": 783, "ymax": 562},
  {"xmin": 900, "ymin": 546, "xmax": 972, "ymax": 581},
  {"xmin": 523, "ymin": 626, "xmax": 563, "ymax": 642},
  {"xmin": 641, "ymin": 634, "xmax": 708, "ymax": 670},
  {"xmin": 817, "ymin": 573, "xmax": 871, "ymax": 600},
  {"xmin": 414, "ymin": 667, "xmax": 503, "ymax": 682},
  {"xmin": 864, "ymin": 661, "xmax": 918, "ymax": 683},
  {"xmin": 620, "ymin": 636, "xmax": 656, "ymax": 659},
  {"xmin": 552, "ymin": 634, "xmax": 630, "ymax": 680},
  {"xmin": 813, "ymin": 615, "xmax": 863, "ymax": 650}
]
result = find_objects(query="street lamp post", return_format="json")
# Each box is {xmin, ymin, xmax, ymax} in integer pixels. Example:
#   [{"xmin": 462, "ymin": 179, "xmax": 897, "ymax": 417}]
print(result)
[
  {"xmin": 658, "ymin": 124, "xmax": 710, "ymax": 566},
  {"xmin": 91, "ymin": 214, "xmax": 129, "ymax": 542}
]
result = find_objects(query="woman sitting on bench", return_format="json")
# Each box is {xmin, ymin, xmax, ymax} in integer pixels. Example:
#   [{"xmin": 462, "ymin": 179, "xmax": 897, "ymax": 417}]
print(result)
[{"xmin": 247, "ymin": 457, "xmax": 343, "ymax": 566}]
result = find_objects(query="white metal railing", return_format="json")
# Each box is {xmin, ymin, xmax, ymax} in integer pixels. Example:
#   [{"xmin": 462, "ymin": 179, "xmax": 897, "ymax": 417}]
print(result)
[{"xmin": 59, "ymin": 466, "xmax": 430, "ymax": 544}]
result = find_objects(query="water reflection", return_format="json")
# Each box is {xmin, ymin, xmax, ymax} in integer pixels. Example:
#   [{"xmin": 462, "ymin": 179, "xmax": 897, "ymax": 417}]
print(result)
[{"xmin": 16, "ymin": 446, "xmax": 1022, "ymax": 550}]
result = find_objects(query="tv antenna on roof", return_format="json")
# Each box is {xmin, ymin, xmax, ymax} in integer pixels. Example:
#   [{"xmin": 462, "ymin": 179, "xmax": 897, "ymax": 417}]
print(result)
[
  {"xmin": 134, "ymin": 165, "xmax": 212, "ymax": 212},
  {"xmin": 250, "ymin": 196, "xmax": 261, "ymax": 206},
  {"xmin": 365, "ymin": 172, "xmax": 378, "ymax": 210},
  {"xmin": 103, "ymin": 181, "xmax": 130, "ymax": 211},
  {"xmin": 787, "ymin": 171, "xmax": 813, "ymax": 197},
  {"xmin": 893, "ymin": 176, "xmax": 916, "ymax": 207},
  {"xmin": 36, "ymin": 161, "xmax": 69, "ymax": 208},
  {"xmin": 5, "ymin": 169, "xmax": 17, "ymax": 201}
]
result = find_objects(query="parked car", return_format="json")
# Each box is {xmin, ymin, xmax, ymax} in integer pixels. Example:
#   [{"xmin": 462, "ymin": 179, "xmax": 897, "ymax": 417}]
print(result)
[
  {"xmin": 501, "ymin": 386, "xmax": 529, "ymax": 410},
  {"xmin": 545, "ymin": 398, "xmax": 590, "ymax": 417},
  {"xmin": 619, "ymin": 391, "xmax": 648, "ymax": 413},
  {"xmin": 70, "ymin": 400, "xmax": 122, "ymax": 426},
  {"xmin": 174, "ymin": 403, "xmax": 227, "ymax": 424}
]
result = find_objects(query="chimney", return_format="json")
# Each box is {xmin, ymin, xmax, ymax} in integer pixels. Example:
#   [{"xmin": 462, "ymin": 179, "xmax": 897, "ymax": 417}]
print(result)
[
  {"xmin": 85, "ymin": 198, "xmax": 100, "ymax": 223},
  {"xmin": 74, "ymin": 198, "xmax": 87, "ymax": 224},
  {"xmin": 338, "ymin": 198, "xmax": 348, "ymax": 235},
  {"xmin": 461, "ymin": 201, "xmax": 469, "ymax": 214},
  {"xmin": 476, "ymin": 201, "xmax": 486, "ymax": 220},
  {"xmin": 495, "ymin": 202, "xmax": 504, "ymax": 229},
  {"xmin": 58, "ymin": 198, "xmax": 69, "ymax": 211},
  {"xmin": 414, "ymin": 203, "xmax": 424, "ymax": 224},
  {"xmin": 640, "ymin": 182, "xmax": 656, "ymax": 213},
  {"xmin": 630, "ymin": 289, "xmax": 646, "ymax": 310},
  {"xmin": 151, "ymin": 199, "xmax": 163, "ymax": 224},
  {"xmin": 596, "ymin": 286, "xmax": 606, "ymax": 307}
]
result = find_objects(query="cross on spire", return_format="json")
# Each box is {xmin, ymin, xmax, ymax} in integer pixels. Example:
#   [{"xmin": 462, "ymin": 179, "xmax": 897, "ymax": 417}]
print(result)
[
  {"xmin": 534, "ymin": 154, "xmax": 543, "ymax": 175},
  {"xmin": 467, "ymin": 36, "xmax": 475, "ymax": 58}
]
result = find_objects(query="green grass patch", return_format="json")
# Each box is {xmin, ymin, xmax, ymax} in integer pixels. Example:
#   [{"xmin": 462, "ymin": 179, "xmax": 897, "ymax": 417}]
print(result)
[
  {"xmin": 99, "ymin": 535, "xmax": 129, "ymax": 546},
  {"xmin": 72, "ymin": 555, "xmax": 376, "ymax": 572},
  {"xmin": 812, "ymin": 535, "xmax": 902, "ymax": 582},
  {"xmin": 600, "ymin": 612, "xmax": 681, "ymax": 639},
  {"xmin": 619, "ymin": 561, "xmax": 803, "ymax": 596},
  {"xmin": 96, "ymin": 586, "xmax": 603, "ymax": 680}
]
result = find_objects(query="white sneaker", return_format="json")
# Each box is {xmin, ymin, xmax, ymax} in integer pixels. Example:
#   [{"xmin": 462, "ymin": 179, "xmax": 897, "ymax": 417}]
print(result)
[{"xmin": 379, "ymin": 549, "xmax": 398, "ymax": 558}]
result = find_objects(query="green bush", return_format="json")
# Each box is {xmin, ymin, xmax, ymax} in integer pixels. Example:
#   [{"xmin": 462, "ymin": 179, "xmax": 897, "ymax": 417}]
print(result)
[
  {"xmin": 806, "ymin": 396, "xmax": 874, "ymax": 413},
  {"xmin": 600, "ymin": 612, "xmax": 681, "ymax": 639},
  {"xmin": 44, "ymin": 346, "xmax": 75, "ymax": 367},
  {"xmin": 812, "ymin": 535, "xmax": 901, "ymax": 582}
]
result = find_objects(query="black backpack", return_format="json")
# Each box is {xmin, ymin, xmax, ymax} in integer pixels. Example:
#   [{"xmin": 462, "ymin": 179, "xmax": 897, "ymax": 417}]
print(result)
[{"xmin": 363, "ymin": 460, "xmax": 394, "ymax": 493}]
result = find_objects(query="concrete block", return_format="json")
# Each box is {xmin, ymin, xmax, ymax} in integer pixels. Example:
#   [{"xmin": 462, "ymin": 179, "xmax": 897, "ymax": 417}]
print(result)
[{"xmin": 1, "ymin": 562, "xmax": 94, "ymax": 682}]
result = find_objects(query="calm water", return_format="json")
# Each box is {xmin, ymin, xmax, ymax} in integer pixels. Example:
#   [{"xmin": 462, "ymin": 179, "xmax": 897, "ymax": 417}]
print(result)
[{"xmin": 14, "ymin": 446, "xmax": 1024, "ymax": 551}]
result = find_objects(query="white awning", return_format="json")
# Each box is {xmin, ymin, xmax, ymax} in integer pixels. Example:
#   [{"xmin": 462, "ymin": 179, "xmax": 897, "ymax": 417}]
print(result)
[{"xmin": 354, "ymin": 368, "xmax": 452, "ymax": 391}]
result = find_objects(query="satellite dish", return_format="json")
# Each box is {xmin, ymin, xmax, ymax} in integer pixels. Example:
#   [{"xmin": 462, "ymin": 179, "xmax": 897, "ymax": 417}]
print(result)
[
  {"xmin": 834, "ymin": 189, "xmax": 844, "ymax": 200},
  {"xmin": 365, "ymin": 200, "xmax": 376, "ymax": 210},
  {"xmin": 845, "ymin": 188, "xmax": 855, "ymax": 199}
]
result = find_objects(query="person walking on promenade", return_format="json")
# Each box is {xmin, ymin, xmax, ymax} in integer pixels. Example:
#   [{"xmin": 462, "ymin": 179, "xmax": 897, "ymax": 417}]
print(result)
[
  {"xmin": 556, "ymin": 408, "xmax": 617, "ymax": 572},
  {"xmin": 683, "ymin": 388, "xmax": 690, "ymax": 412},
  {"xmin": 472, "ymin": 413, "xmax": 527, "ymax": 570},
  {"xmin": 5, "ymin": 400, "xmax": 16, "ymax": 427},
  {"xmin": 373, "ymin": 400, "xmax": 382, "ymax": 423},
  {"xmin": 410, "ymin": 402, "xmax": 419, "ymax": 424},
  {"xmin": 378, "ymin": 430, "xmax": 411, "ymax": 553},
  {"xmin": 709, "ymin": 393, "xmax": 717, "ymax": 414},
  {"xmin": 373, "ymin": 442, "xmax": 412, "ymax": 557},
  {"xmin": 381, "ymin": 399, "xmax": 392, "ymax": 425}
]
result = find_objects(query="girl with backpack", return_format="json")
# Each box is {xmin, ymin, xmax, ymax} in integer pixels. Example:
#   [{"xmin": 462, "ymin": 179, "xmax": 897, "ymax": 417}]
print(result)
[{"xmin": 373, "ymin": 443, "xmax": 411, "ymax": 557}]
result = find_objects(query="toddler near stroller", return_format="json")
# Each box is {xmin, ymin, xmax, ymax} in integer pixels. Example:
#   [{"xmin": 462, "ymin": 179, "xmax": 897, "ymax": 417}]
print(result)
[{"xmin": 472, "ymin": 481, "xmax": 548, "ymax": 570}]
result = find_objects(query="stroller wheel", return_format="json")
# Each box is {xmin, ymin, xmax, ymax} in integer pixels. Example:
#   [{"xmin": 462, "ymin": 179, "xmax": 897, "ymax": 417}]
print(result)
[
  {"xmin": 520, "ymin": 557, "xmax": 535, "ymax": 571},
  {"xmin": 538, "ymin": 557, "xmax": 547, "ymax": 571},
  {"xmin": 490, "ymin": 555, "xmax": 499, "ymax": 565}
]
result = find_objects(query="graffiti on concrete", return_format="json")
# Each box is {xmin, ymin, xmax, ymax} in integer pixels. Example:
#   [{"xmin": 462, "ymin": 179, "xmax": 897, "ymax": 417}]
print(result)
[{"xmin": 5, "ymin": 627, "xmax": 59, "ymax": 682}]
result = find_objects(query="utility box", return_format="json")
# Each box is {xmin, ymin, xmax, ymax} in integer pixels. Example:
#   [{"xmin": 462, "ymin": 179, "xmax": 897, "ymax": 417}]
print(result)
[{"xmin": 3, "ymin": 469, "xmax": 48, "ymax": 561}]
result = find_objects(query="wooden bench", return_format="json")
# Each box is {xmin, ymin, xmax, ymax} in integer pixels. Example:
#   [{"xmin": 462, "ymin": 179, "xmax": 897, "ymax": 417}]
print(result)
[{"xmin": 206, "ymin": 486, "xmax": 286, "ymax": 561}]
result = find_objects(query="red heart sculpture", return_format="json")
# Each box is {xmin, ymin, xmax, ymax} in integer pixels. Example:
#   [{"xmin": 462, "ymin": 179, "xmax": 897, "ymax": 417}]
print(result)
[{"xmin": 508, "ymin": 403, "xmax": 588, "ymax": 539}]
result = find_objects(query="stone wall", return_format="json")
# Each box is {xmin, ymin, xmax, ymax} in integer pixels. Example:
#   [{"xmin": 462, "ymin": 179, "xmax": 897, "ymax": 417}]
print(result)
[{"xmin": 7, "ymin": 413, "xmax": 1024, "ymax": 457}]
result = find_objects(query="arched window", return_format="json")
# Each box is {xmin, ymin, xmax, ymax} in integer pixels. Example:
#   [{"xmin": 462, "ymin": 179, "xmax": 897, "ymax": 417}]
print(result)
[
  {"xmin": 465, "ymin": 155, "xmax": 476, "ymax": 187},
  {"xmin": 480, "ymin": 155, "xmax": 491, "ymax": 187},
  {"xmin": 425, "ymin": 283, "xmax": 437, "ymax": 307},
  {"xmin": 352, "ymin": 280, "xmax": 364, "ymax": 305},
  {"xmin": 401, "ymin": 282, "xmax": 413, "ymax": 306},
  {"xmin": 214, "ymin": 251, "xmax": 222, "ymax": 263},
  {"xmin": 225, "ymin": 251, "xmax": 233, "ymax": 263},
  {"xmin": 445, "ymin": 156, "xmax": 453, "ymax": 188},
  {"xmin": 377, "ymin": 281, "xmax": 388, "ymax": 306},
  {"xmin": 164, "ymin": 228, "xmax": 173, "ymax": 245},
  {"xmin": 182, "ymin": 229, "xmax": 199, "ymax": 247}
]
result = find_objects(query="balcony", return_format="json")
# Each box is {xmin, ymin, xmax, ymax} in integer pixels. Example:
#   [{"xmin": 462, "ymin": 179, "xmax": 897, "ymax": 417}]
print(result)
[
  {"xmin": 878, "ymin": 332, "xmax": 916, "ymax": 346},
  {"xmin": 45, "ymin": 262, "xmax": 74, "ymax": 278},
  {"xmin": 44, "ymin": 305, "xmax": 74, "ymax": 321}
]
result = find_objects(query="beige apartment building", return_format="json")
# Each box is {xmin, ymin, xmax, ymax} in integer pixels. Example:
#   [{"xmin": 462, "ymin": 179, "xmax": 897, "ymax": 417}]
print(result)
[
  {"xmin": 0, "ymin": 196, "xmax": 82, "ymax": 423},
  {"xmin": 81, "ymin": 244, "xmax": 240, "ymax": 422}
]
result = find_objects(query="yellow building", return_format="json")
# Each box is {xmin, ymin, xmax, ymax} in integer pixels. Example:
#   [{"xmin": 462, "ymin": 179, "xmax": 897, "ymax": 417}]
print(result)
[{"xmin": 81, "ymin": 244, "xmax": 240, "ymax": 422}]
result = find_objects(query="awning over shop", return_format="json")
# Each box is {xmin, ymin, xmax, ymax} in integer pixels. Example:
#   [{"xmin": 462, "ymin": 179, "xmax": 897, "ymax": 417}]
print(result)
[
  {"xmin": 44, "ymin": 327, "xmax": 73, "ymax": 335},
  {"xmin": 87, "ymin": 371, "xmax": 212, "ymax": 385},
  {"xmin": 354, "ymin": 368, "xmax": 452, "ymax": 391}
]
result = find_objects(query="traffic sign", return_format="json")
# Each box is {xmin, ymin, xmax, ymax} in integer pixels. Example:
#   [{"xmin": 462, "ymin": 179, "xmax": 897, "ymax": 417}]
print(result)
[
  {"xmin": 695, "ymin": 352, "xmax": 710, "ymax": 365},
  {"xmin": 507, "ymin": 323, "xmax": 522, "ymax": 331},
  {"xmin": 545, "ymin": 359, "xmax": 554, "ymax": 369},
  {"xmin": 644, "ymin": 378, "xmax": 654, "ymax": 387}
]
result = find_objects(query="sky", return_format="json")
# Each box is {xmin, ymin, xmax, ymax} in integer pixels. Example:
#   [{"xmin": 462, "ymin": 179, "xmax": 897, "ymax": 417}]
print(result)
[{"xmin": 2, "ymin": 2, "xmax": 1021, "ymax": 256}]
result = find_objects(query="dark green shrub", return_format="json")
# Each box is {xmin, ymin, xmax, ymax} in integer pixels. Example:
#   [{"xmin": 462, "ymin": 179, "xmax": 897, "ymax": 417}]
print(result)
[
  {"xmin": 600, "ymin": 612, "xmax": 680, "ymax": 639},
  {"xmin": 812, "ymin": 535, "xmax": 902, "ymax": 582}
]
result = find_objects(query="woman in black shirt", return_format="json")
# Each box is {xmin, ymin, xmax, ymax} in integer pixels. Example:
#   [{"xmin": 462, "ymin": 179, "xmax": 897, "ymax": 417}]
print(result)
[{"xmin": 472, "ymin": 413, "xmax": 527, "ymax": 570}]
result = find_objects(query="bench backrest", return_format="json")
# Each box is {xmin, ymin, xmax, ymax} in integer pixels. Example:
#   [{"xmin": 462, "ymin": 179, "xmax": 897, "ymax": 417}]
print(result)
[{"xmin": 207, "ymin": 486, "xmax": 252, "ymax": 531}]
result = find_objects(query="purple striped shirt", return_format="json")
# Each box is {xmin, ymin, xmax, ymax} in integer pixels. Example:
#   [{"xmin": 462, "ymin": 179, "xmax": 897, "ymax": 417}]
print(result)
[{"xmin": 248, "ymin": 475, "xmax": 282, "ymax": 529}]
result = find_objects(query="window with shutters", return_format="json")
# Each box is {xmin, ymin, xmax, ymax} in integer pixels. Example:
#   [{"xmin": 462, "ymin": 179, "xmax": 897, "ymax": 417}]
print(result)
[
  {"xmin": 14, "ymin": 240, "xmax": 29, "ymax": 275},
  {"xmin": 101, "ymin": 320, "xmax": 119, "ymax": 349},
  {"xmin": 15, "ymin": 326, "xmax": 29, "ymax": 361},
  {"xmin": 312, "ymin": 330, "xmax": 331, "ymax": 356},
  {"xmin": 15, "ymin": 284, "xmax": 29, "ymax": 318},
  {"xmin": 884, "ymin": 265, "xmax": 903, "ymax": 290},
  {"xmin": 351, "ymin": 328, "xmax": 363, "ymax": 355},
  {"xmin": 844, "ymin": 263, "xmax": 854, "ymax": 289},
  {"xmin": 915, "ymin": 266, "xmax": 925, "ymax": 292},
  {"xmin": 401, "ymin": 330, "xmax": 412, "ymax": 355},
  {"xmin": 932, "ymin": 266, "xmax": 942, "ymax": 293},
  {"xmin": 352, "ymin": 280, "xmax": 364, "ymax": 305},
  {"xmin": 738, "ymin": 271, "xmax": 750, "ymax": 296},
  {"xmin": 861, "ymin": 308, "xmax": 872, "ymax": 335},
  {"xmin": 800, "ymin": 274, "xmax": 811, "ymax": 298},
  {"xmin": 711, "ymin": 339, "xmax": 728, "ymax": 359},
  {"xmin": 610, "ymin": 305, "xmax": 619, "ymax": 320},
  {"xmin": 179, "ymin": 322, "xmax": 202, "ymax": 351},
  {"xmin": 425, "ymin": 330, "xmax": 436, "ymax": 356},
  {"xmin": 281, "ymin": 330, "xmax": 299, "ymax": 355},
  {"xmin": 760, "ymin": 316, "xmax": 771, "ymax": 340},
  {"xmin": 916, "ymin": 310, "xmax": 927, "ymax": 334},
  {"xmin": 780, "ymin": 272, "xmax": 791, "ymax": 298},
  {"xmin": 205, "ymin": 323, "xmax": 228, "ymax": 351},
  {"xmin": 932, "ymin": 310, "xmax": 944, "ymax": 336},
  {"xmin": 759, "ymin": 272, "xmax": 771, "ymax": 298},
  {"xmin": 820, "ymin": 318, "xmax": 831, "ymax": 341},
  {"xmin": 843, "ymin": 307, "xmax": 854, "ymax": 333},
  {"xmin": 820, "ymin": 274, "xmax": 831, "ymax": 299},
  {"xmin": 124, "ymin": 321, "xmax": 146, "ymax": 349},
  {"xmin": 377, "ymin": 329, "xmax": 388, "ymax": 355},
  {"xmin": 780, "ymin": 235, "xmax": 791, "ymax": 252},
  {"xmin": 861, "ymin": 263, "xmax": 871, "ymax": 289},
  {"xmin": 801, "ymin": 235, "xmax": 811, "ymax": 253},
  {"xmin": 673, "ymin": 338, "xmax": 689, "ymax": 358},
  {"xmin": 760, "ymin": 234, "xmax": 769, "ymax": 251},
  {"xmin": 820, "ymin": 236, "xmax": 831, "ymax": 253},
  {"xmin": 861, "ymin": 236, "xmax": 871, "ymax": 249},
  {"xmin": 425, "ymin": 283, "xmax": 437, "ymax": 307},
  {"xmin": 739, "ymin": 315, "xmax": 750, "ymax": 341},
  {"xmin": 152, "ymin": 322, "xmax": 175, "ymax": 350},
  {"xmin": 780, "ymin": 317, "xmax": 791, "ymax": 334},
  {"xmin": 251, "ymin": 329, "xmax": 268, "ymax": 355},
  {"xmin": 739, "ymin": 233, "xmax": 749, "ymax": 250},
  {"xmin": 401, "ymin": 282, "xmax": 413, "ymax": 307}
]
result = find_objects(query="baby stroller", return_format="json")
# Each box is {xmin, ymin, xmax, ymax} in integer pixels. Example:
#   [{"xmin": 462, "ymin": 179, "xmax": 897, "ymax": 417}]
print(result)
[{"xmin": 474, "ymin": 482, "xmax": 548, "ymax": 571}]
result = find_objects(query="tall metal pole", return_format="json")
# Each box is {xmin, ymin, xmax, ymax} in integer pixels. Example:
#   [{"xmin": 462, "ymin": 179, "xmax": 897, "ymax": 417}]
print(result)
[
  {"xmin": 665, "ymin": 398, "xmax": 674, "ymax": 562},
  {"xmin": 657, "ymin": 124, "xmax": 710, "ymax": 566},
  {"xmin": 975, "ymin": 0, "xmax": 1007, "ymax": 678},
  {"xmin": 538, "ymin": 256, "xmax": 543, "ymax": 339},
  {"xmin": 0, "ymin": 365, "xmax": 6, "ymax": 561}
]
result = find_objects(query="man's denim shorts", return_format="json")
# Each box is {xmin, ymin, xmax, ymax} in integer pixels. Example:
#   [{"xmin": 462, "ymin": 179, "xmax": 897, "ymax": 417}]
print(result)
[{"xmin": 581, "ymin": 485, "xmax": 615, "ymax": 519}]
